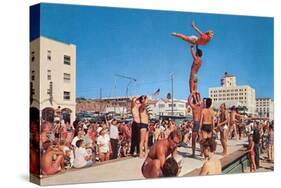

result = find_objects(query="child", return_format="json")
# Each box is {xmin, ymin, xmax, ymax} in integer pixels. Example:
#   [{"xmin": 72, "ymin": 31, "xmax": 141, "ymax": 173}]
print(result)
[
  {"xmin": 246, "ymin": 135, "xmax": 256, "ymax": 172},
  {"xmin": 172, "ymin": 21, "xmax": 214, "ymax": 46}
]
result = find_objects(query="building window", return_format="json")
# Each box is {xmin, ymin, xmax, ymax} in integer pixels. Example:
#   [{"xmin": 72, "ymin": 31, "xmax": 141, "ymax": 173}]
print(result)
[
  {"xmin": 64, "ymin": 73, "xmax": 71, "ymax": 81},
  {"xmin": 47, "ymin": 70, "xmax": 51, "ymax": 80},
  {"xmin": 64, "ymin": 55, "xmax": 71, "ymax": 65},
  {"xmin": 159, "ymin": 104, "xmax": 165, "ymax": 108},
  {"xmin": 47, "ymin": 50, "xmax": 52, "ymax": 61},
  {"xmin": 31, "ymin": 70, "xmax": 35, "ymax": 81},
  {"xmin": 64, "ymin": 91, "xmax": 71, "ymax": 100},
  {"xmin": 31, "ymin": 51, "xmax": 35, "ymax": 62}
]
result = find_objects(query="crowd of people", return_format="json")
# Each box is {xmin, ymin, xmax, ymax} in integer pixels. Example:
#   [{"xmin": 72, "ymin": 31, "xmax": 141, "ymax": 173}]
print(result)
[{"xmin": 30, "ymin": 97, "xmax": 274, "ymax": 178}]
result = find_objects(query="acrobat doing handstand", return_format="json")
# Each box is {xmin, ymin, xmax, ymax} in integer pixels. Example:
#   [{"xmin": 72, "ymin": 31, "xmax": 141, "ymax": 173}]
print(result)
[
  {"xmin": 171, "ymin": 21, "xmax": 214, "ymax": 46},
  {"xmin": 189, "ymin": 45, "xmax": 202, "ymax": 105},
  {"xmin": 172, "ymin": 21, "xmax": 213, "ymax": 104}
]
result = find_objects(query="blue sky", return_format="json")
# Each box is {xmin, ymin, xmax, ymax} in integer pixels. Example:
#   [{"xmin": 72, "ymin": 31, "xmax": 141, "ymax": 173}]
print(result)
[{"xmin": 30, "ymin": 3, "xmax": 274, "ymax": 100}]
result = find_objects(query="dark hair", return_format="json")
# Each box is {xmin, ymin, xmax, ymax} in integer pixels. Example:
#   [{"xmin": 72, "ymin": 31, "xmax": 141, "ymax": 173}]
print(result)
[
  {"xmin": 168, "ymin": 130, "xmax": 181, "ymax": 140},
  {"xmin": 138, "ymin": 95, "xmax": 147, "ymax": 103},
  {"xmin": 205, "ymin": 98, "xmax": 212, "ymax": 108},
  {"xmin": 231, "ymin": 106, "xmax": 236, "ymax": 111},
  {"xmin": 202, "ymin": 138, "xmax": 217, "ymax": 152},
  {"xmin": 196, "ymin": 45, "xmax": 203, "ymax": 57},
  {"xmin": 162, "ymin": 157, "xmax": 179, "ymax": 177},
  {"xmin": 269, "ymin": 123, "xmax": 274, "ymax": 130},
  {"xmin": 42, "ymin": 140, "xmax": 52, "ymax": 150},
  {"xmin": 76, "ymin": 139, "xmax": 84, "ymax": 148}
]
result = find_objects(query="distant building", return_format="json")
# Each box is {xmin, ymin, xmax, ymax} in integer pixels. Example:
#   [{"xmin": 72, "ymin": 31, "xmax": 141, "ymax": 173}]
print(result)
[
  {"xmin": 76, "ymin": 96, "xmax": 189, "ymax": 119},
  {"xmin": 256, "ymin": 98, "xmax": 274, "ymax": 120},
  {"xmin": 76, "ymin": 96, "xmax": 133, "ymax": 118},
  {"xmin": 30, "ymin": 36, "xmax": 76, "ymax": 122},
  {"xmin": 209, "ymin": 72, "xmax": 256, "ymax": 114},
  {"xmin": 148, "ymin": 98, "xmax": 188, "ymax": 119}
]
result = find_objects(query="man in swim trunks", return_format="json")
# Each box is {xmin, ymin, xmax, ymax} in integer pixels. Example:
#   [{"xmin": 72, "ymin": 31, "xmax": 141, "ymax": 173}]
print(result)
[
  {"xmin": 130, "ymin": 97, "xmax": 141, "ymax": 156},
  {"xmin": 141, "ymin": 130, "xmax": 181, "ymax": 178},
  {"xmin": 199, "ymin": 98, "xmax": 215, "ymax": 158},
  {"xmin": 139, "ymin": 95, "xmax": 149, "ymax": 158},
  {"xmin": 229, "ymin": 106, "xmax": 244, "ymax": 140},
  {"xmin": 188, "ymin": 45, "xmax": 203, "ymax": 104},
  {"xmin": 188, "ymin": 94, "xmax": 202, "ymax": 157},
  {"xmin": 172, "ymin": 21, "xmax": 214, "ymax": 46},
  {"xmin": 217, "ymin": 103, "xmax": 229, "ymax": 155}
]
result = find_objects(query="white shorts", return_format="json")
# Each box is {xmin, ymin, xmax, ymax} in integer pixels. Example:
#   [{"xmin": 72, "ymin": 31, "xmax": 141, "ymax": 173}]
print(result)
[{"xmin": 189, "ymin": 35, "xmax": 198, "ymax": 44}]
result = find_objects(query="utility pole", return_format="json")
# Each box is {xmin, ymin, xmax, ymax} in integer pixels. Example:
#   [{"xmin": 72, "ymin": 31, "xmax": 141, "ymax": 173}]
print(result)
[
  {"xmin": 114, "ymin": 74, "xmax": 137, "ymax": 117},
  {"xmin": 114, "ymin": 74, "xmax": 137, "ymax": 97},
  {"xmin": 99, "ymin": 88, "xmax": 102, "ymax": 114},
  {"xmin": 171, "ymin": 73, "xmax": 174, "ymax": 116}
]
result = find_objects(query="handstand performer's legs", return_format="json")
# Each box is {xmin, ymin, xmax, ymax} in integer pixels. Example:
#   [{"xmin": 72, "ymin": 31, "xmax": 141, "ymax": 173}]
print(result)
[{"xmin": 172, "ymin": 32, "xmax": 197, "ymax": 45}]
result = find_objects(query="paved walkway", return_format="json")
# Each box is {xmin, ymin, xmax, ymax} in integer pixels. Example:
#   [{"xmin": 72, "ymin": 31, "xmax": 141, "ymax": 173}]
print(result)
[
  {"xmin": 40, "ymin": 139, "xmax": 247, "ymax": 186},
  {"xmin": 244, "ymin": 152, "xmax": 274, "ymax": 173}
]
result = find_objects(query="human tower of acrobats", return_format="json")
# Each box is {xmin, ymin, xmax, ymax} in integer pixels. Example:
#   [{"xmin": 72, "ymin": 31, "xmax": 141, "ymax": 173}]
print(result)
[{"xmin": 141, "ymin": 21, "xmax": 215, "ymax": 178}]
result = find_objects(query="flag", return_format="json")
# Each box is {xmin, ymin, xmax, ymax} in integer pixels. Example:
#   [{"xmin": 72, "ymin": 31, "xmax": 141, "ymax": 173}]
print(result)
[
  {"xmin": 153, "ymin": 88, "xmax": 160, "ymax": 96},
  {"xmin": 167, "ymin": 93, "xmax": 171, "ymax": 99}
]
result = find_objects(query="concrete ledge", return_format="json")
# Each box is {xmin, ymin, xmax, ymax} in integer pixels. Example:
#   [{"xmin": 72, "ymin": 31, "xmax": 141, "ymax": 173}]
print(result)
[{"xmin": 184, "ymin": 147, "xmax": 249, "ymax": 176}]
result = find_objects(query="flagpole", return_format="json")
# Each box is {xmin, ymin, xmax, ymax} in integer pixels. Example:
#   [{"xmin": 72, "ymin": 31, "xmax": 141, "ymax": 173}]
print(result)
[{"xmin": 171, "ymin": 73, "xmax": 174, "ymax": 117}]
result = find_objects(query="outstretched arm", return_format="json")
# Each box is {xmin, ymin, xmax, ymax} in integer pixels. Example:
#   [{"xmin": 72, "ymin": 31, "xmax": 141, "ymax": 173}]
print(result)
[
  {"xmin": 192, "ymin": 21, "xmax": 204, "ymax": 35},
  {"xmin": 190, "ymin": 45, "xmax": 197, "ymax": 60},
  {"xmin": 199, "ymin": 162, "xmax": 209, "ymax": 175}
]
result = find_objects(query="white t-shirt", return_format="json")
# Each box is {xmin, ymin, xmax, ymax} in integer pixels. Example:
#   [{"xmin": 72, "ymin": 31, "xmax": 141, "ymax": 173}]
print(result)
[
  {"xmin": 73, "ymin": 147, "xmax": 89, "ymax": 168},
  {"xmin": 71, "ymin": 136, "xmax": 79, "ymax": 147},
  {"xmin": 97, "ymin": 134, "xmax": 110, "ymax": 153}
]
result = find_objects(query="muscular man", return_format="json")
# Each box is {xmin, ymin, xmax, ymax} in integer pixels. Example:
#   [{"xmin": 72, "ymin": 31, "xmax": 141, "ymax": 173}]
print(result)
[
  {"xmin": 229, "ymin": 106, "xmax": 243, "ymax": 140},
  {"xmin": 200, "ymin": 98, "xmax": 215, "ymax": 157},
  {"xmin": 141, "ymin": 131, "xmax": 181, "ymax": 178},
  {"xmin": 188, "ymin": 94, "xmax": 202, "ymax": 157},
  {"xmin": 189, "ymin": 45, "xmax": 203, "ymax": 104},
  {"xmin": 139, "ymin": 95, "xmax": 149, "ymax": 158},
  {"xmin": 199, "ymin": 138, "xmax": 222, "ymax": 175},
  {"xmin": 200, "ymin": 98, "xmax": 215, "ymax": 139},
  {"xmin": 130, "ymin": 97, "xmax": 141, "ymax": 156},
  {"xmin": 41, "ymin": 141, "xmax": 65, "ymax": 176},
  {"xmin": 217, "ymin": 103, "xmax": 228, "ymax": 155}
]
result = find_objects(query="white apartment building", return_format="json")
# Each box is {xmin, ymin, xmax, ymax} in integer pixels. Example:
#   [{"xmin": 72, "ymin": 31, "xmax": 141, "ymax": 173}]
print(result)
[
  {"xmin": 148, "ymin": 99, "xmax": 188, "ymax": 118},
  {"xmin": 30, "ymin": 36, "xmax": 76, "ymax": 122},
  {"xmin": 256, "ymin": 98, "xmax": 274, "ymax": 120},
  {"xmin": 209, "ymin": 72, "xmax": 256, "ymax": 114}
]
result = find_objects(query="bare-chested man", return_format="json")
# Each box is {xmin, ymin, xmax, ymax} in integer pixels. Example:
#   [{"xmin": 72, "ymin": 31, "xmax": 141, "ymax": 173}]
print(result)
[
  {"xmin": 139, "ymin": 95, "xmax": 149, "ymax": 158},
  {"xmin": 199, "ymin": 138, "xmax": 222, "ymax": 175},
  {"xmin": 200, "ymin": 98, "xmax": 215, "ymax": 139},
  {"xmin": 188, "ymin": 94, "xmax": 202, "ymax": 157},
  {"xmin": 130, "ymin": 97, "xmax": 141, "ymax": 156},
  {"xmin": 141, "ymin": 130, "xmax": 181, "ymax": 178},
  {"xmin": 229, "ymin": 106, "xmax": 244, "ymax": 140},
  {"xmin": 217, "ymin": 103, "xmax": 229, "ymax": 155},
  {"xmin": 41, "ymin": 141, "xmax": 65, "ymax": 176},
  {"xmin": 200, "ymin": 98, "xmax": 215, "ymax": 157},
  {"xmin": 189, "ymin": 45, "xmax": 203, "ymax": 104}
]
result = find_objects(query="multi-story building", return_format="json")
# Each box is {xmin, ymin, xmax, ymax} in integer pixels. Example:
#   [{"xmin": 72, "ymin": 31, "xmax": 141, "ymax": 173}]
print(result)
[
  {"xmin": 30, "ymin": 36, "xmax": 76, "ymax": 122},
  {"xmin": 256, "ymin": 98, "xmax": 274, "ymax": 120},
  {"xmin": 209, "ymin": 72, "xmax": 256, "ymax": 114}
]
